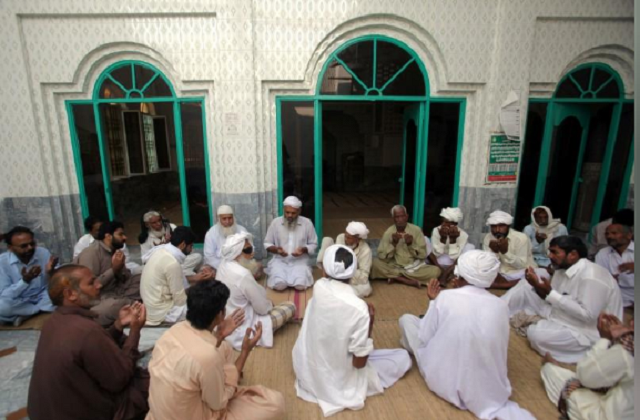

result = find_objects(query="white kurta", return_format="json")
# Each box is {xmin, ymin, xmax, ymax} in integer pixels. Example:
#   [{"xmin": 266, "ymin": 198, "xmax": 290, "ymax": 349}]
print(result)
[
  {"xmin": 293, "ymin": 278, "xmax": 411, "ymax": 417},
  {"xmin": 73, "ymin": 234, "xmax": 141, "ymax": 274},
  {"xmin": 216, "ymin": 259, "xmax": 273, "ymax": 350},
  {"xmin": 430, "ymin": 226, "xmax": 469, "ymax": 261},
  {"xmin": 264, "ymin": 216, "xmax": 318, "ymax": 290},
  {"xmin": 400, "ymin": 286, "xmax": 534, "ymax": 420},
  {"xmin": 502, "ymin": 258, "xmax": 623, "ymax": 363},
  {"xmin": 316, "ymin": 234, "xmax": 372, "ymax": 297},
  {"xmin": 482, "ymin": 229, "xmax": 537, "ymax": 279},
  {"xmin": 140, "ymin": 248, "xmax": 187, "ymax": 326},
  {"xmin": 203, "ymin": 224, "xmax": 248, "ymax": 269},
  {"xmin": 595, "ymin": 242, "xmax": 634, "ymax": 307}
]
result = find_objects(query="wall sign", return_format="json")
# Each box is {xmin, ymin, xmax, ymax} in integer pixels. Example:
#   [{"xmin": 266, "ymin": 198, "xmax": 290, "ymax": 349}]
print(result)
[{"xmin": 487, "ymin": 134, "xmax": 520, "ymax": 183}]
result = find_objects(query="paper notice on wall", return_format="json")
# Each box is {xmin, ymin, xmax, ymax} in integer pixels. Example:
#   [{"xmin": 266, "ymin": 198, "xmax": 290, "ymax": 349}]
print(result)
[
  {"xmin": 499, "ymin": 90, "xmax": 521, "ymax": 141},
  {"xmin": 487, "ymin": 134, "xmax": 520, "ymax": 183},
  {"xmin": 224, "ymin": 113, "xmax": 239, "ymax": 136}
]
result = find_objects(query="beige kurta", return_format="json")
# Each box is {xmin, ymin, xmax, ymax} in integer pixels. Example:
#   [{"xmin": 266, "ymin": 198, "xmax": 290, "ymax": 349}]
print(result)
[
  {"xmin": 146, "ymin": 321, "xmax": 284, "ymax": 420},
  {"xmin": 482, "ymin": 229, "xmax": 537, "ymax": 275},
  {"xmin": 317, "ymin": 234, "xmax": 372, "ymax": 297},
  {"xmin": 371, "ymin": 223, "xmax": 441, "ymax": 282}
]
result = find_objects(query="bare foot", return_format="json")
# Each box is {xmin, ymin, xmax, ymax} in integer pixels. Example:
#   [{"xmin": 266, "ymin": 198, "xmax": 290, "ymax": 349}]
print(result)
[{"xmin": 543, "ymin": 352, "xmax": 560, "ymax": 366}]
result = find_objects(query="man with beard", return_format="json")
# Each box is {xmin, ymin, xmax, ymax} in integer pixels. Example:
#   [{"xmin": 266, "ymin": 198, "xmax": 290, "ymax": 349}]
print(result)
[
  {"xmin": 317, "ymin": 221, "xmax": 373, "ymax": 297},
  {"xmin": 524, "ymin": 206, "xmax": 568, "ymax": 268},
  {"xmin": 264, "ymin": 196, "xmax": 318, "ymax": 290},
  {"xmin": 371, "ymin": 205, "xmax": 441, "ymax": 288},
  {"xmin": 139, "ymin": 210, "xmax": 203, "ymax": 278},
  {"xmin": 596, "ymin": 223, "xmax": 634, "ymax": 308},
  {"xmin": 28, "ymin": 265, "xmax": 149, "ymax": 420},
  {"xmin": 75, "ymin": 221, "xmax": 141, "ymax": 326},
  {"xmin": 203, "ymin": 205, "xmax": 263, "ymax": 279},
  {"xmin": 482, "ymin": 210, "xmax": 538, "ymax": 288},
  {"xmin": 501, "ymin": 236, "xmax": 623, "ymax": 363},
  {"xmin": 0, "ymin": 226, "xmax": 57, "ymax": 326},
  {"xmin": 141, "ymin": 226, "xmax": 205, "ymax": 326}
]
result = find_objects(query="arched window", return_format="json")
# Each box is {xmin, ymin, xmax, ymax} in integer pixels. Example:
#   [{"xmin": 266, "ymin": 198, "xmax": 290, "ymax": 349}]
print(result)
[
  {"xmin": 554, "ymin": 63, "xmax": 622, "ymax": 99},
  {"xmin": 95, "ymin": 62, "xmax": 175, "ymax": 99},
  {"xmin": 318, "ymin": 37, "xmax": 428, "ymax": 97}
]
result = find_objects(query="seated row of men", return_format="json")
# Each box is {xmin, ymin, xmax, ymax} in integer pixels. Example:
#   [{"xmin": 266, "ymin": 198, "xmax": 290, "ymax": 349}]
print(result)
[{"xmin": 26, "ymin": 240, "xmax": 632, "ymax": 419}]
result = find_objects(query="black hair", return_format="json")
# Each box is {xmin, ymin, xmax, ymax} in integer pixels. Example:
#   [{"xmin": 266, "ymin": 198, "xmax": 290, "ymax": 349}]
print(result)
[
  {"xmin": 549, "ymin": 235, "xmax": 587, "ymax": 259},
  {"xmin": 612, "ymin": 208, "xmax": 634, "ymax": 227},
  {"xmin": 83, "ymin": 216, "xmax": 102, "ymax": 232},
  {"xmin": 97, "ymin": 221, "xmax": 124, "ymax": 241},
  {"xmin": 186, "ymin": 280, "xmax": 230, "ymax": 330},
  {"xmin": 5, "ymin": 226, "xmax": 34, "ymax": 246},
  {"xmin": 170, "ymin": 226, "xmax": 196, "ymax": 247}
]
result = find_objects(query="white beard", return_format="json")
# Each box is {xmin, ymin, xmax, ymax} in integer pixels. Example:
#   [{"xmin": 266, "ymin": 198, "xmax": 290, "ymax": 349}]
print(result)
[
  {"xmin": 219, "ymin": 223, "xmax": 237, "ymax": 237},
  {"xmin": 286, "ymin": 219, "xmax": 298, "ymax": 231},
  {"xmin": 149, "ymin": 228, "xmax": 165, "ymax": 239}
]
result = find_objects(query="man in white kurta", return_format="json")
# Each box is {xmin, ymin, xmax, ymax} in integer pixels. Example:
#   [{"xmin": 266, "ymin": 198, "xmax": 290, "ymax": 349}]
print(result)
[
  {"xmin": 482, "ymin": 210, "xmax": 539, "ymax": 288},
  {"xmin": 216, "ymin": 232, "xmax": 295, "ymax": 350},
  {"xmin": 588, "ymin": 208, "xmax": 633, "ymax": 259},
  {"xmin": 399, "ymin": 250, "xmax": 535, "ymax": 420},
  {"xmin": 523, "ymin": 206, "xmax": 568, "ymax": 268},
  {"xmin": 264, "ymin": 196, "xmax": 318, "ymax": 290},
  {"xmin": 502, "ymin": 236, "xmax": 623, "ymax": 363},
  {"xmin": 595, "ymin": 223, "xmax": 634, "ymax": 307},
  {"xmin": 427, "ymin": 207, "xmax": 474, "ymax": 285},
  {"xmin": 541, "ymin": 313, "xmax": 634, "ymax": 420},
  {"xmin": 317, "ymin": 221, "xmax": 373, "ymax": 297},
  {"xmin": 293, "ymin": 245, "xmax": 411, "ymax": 417}
]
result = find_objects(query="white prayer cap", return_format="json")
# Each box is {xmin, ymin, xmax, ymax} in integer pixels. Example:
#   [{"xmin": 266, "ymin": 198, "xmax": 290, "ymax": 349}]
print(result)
[
  {"xmin": 322, "ymin": 244, "xmax": 358, "ymax": 280},
  {"xmin": 486, "ymin": 210, "xmax": 513, "ymax": 226},
  {"xmin": 440, "ymin": 207, "xmax": 463, "ymax": 223},
  {"xmin": 346, "ymin": 221, "xmax": 369, "ymax": 239},
  {"xmin": 221, "ymin": 232, "xmax": 252, "ymax": 260},
  {"xmin": 217, "ymin": 205, "xmax": 234, "ymax": 216},
  {"xmin": 454, "ymin": 250, "xmax": 500, "ymax": 288},
  {"xmin": 283, "ymin": 196, "xmax": 303, "ymax": 209}
]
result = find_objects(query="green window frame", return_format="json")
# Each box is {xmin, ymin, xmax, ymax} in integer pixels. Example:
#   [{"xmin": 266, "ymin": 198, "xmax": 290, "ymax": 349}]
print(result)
[
  {"xmin": 66, "ymin": 60, "xmax": 213, "ymax": 235},
  {"xmin": 276, "ymin": 35, "xmax": 466, "ymax": 238}
]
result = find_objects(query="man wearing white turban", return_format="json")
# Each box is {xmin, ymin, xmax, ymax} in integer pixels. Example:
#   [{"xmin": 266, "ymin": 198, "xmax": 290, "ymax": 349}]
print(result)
[
  {"xmin": 316, "ymin": 221, "xmax": 373, "ymax": 297},
  {"xmin": 399, "ymin": 250, "xmax": 535, "ymax": 420},
  {"xmin": 216, "ymin": 232, "xmax": 295, "ymax": 350},
  {"xmin": 264, "ymin": 196, "xmax": 318, "ymax": 290},
  {"xmin": 293, "ymin": 245, "xmax": 412, "ymax": 417},
  {"xmin": 524, "ymin": 206, "xmax": 568, "ymax": 268},
  {"xmin": 427, "ymin": 207, "xmax": 475, "ymax": 286},
  {"xmin": 203, "ymin": 205, "xmax": 264, "ymax": 279},
  {"xmin": 482, "ymin": 209, "xmax": 538, "ymax": 288}
]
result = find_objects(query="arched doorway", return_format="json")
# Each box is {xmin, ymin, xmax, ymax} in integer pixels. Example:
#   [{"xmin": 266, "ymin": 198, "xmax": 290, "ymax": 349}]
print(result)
[{"xmin": 277, "ymin": 36, "xmax": 466, "ymax": 239}]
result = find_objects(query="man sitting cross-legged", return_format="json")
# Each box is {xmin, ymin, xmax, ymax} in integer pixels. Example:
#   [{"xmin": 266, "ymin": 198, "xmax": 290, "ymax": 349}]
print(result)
[
  {"xmin": 317, "ymin": 221, "xmax": 373, "ymax": 297},
  {"xmin": 28, "ymin": 265, "xmax": 149, "ymax": 420},
  {"xmin": 524, "ymin": 206, "xmax": 568, "ymax": 268},
  {"xmin": 427, "ymin": 207, "xmax": 474, "ymax": 286},
  {"xmin": 141, "ymin": 226, "xmax": 214, "ymax": 326},
  {"xmin": 371, "ymin": 204, "xmax": 441, "ymax": 288},
  {"xmin": 399, "ymin": 250, "xmax": 535, "ymax": 420},
  {"xmin": 146, "ymin": 280, "xmax": 285, "ymax": 420},
  {"xmin": 216, "ymin": 232, "xmax": 295, "ymax": 350},
  {"xmin": 501, "ymin": 235, "xmax": 623, "ymax": 363},
  {"xmin": 541, "ymin": 313, "xmax": 634, "ymax": 420},
  {"xmin": 293, "ymin": 244, "xmax": 412, "ymax": 417}
]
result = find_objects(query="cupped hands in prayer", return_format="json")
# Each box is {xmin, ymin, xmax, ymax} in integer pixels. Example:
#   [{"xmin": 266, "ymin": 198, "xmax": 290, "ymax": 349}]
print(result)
[{"xmin": 215, "ymin": 308, "xmax": 246, "ymax": 347}]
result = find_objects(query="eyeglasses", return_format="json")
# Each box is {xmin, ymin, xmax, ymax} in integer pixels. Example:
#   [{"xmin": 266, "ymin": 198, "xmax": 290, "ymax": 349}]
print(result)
[
  {"xmin": 242, "ymin": 246, "xmax": 253, "ymax": 255},
  {"xmin": 16, "ymin": 241, "xmax": 36, "ymax": 249}
]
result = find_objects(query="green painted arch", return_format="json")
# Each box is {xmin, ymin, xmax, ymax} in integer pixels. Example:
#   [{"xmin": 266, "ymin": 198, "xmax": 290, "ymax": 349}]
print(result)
[
  {"xmin": 553, "ymin": 63, "xmax": 623, "ymax": 100},
  {"xmin": 315, "ymin": 35, "xmax": 430, "ymax": 98},
  {"xmin": 92, "ymin": 60, "xmax": 177, "ymax": 100}
]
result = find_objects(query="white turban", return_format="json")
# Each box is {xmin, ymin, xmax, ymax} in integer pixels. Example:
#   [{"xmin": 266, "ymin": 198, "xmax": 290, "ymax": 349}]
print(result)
[
  {"xmin": 283, "ymin": 196, "xmax": 302, "ymax": 209},
  {"xmin": 454, "ymin": 250, "xmax": 500, "ymax": 288},
  {"xmin": 221, "ymin": 232, "xmax": 252, "ymax": 261},
  {"xmin": 440, "ymin": 207, "xmax": 463, "ymax": 223},
  {"xmin": 322, "ymin": 244, "xmax": 358, "ymax": 280},
  {"xmin": 346, "ymin": 221, "xmax": 369, "ymax": 239},
  {"xmin": 486, "ymin": 210, "xmax": 513, "ymax": 226},
  {"xmin": 217, "ymin": 205, "xmax": 234, "ymax": 216}
]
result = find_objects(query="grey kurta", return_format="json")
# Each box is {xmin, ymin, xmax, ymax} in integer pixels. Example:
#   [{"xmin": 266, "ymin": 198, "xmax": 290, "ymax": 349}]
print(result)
[{"xmin": 371, "ymin": 223, "xmax": 441, "ymax": 282}]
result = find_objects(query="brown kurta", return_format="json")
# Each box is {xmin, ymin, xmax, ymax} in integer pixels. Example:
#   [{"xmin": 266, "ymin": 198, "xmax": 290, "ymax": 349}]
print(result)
[
  {"xmin": 75, "ymin": 241, "xmax": 141, "ymax": 325},
  {"xmin": 28, "ymin": 306, "xmax": 149, "ymax": 420}
]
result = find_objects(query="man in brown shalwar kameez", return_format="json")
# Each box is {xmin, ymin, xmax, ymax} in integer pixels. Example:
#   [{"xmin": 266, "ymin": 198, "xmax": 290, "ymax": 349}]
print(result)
[
  {"xmin": 28, "ymin": 264, "xmax": 149, "ymax": 420},
  {"xmin": 74, "ymin": 221, "xmax": 141, "ymax": 326}
]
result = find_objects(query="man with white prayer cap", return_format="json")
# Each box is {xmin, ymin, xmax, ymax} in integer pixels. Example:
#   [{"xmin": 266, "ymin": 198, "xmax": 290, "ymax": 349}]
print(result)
[
  {"xmin": 523, "ymin": 206, "xmax": 568, "ymax": 268},
  {"xmin": 427, "ymin": 207, "xmax": 475, "ymax": 286},
  {"xmin": 264, "ymin": 196, "xmax": 318, "ymax": 290},
  {"xmin": 482, "ymin": 209, "xmax": 538, "ymax": 288},
  {"xmin": 216, "ymin": 232, "xmax": 295, "ymax": 350},
  {"xmin": 399, "ymin": 250, "xmax": 535, "ymax": 420},
  {"xmin": 293, "ymin": 244, "xmax": 412, "ymax": 417},
  {"xmin": 316, "ymin": 221, "xmax": 373, "ymax": 297},
  {"xmin": 203, "ymin": 204, "xmax": 263, "ymax": 279}
]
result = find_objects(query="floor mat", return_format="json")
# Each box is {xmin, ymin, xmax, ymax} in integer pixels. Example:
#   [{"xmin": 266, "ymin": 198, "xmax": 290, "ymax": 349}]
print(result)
[{"xmin": 0, "ymin": 313, "xmax": 51, "ymax": 331}]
